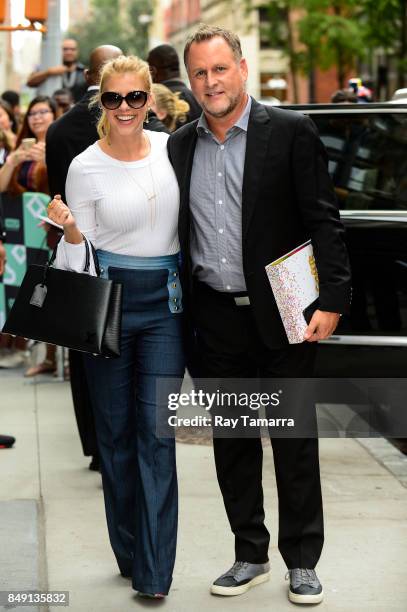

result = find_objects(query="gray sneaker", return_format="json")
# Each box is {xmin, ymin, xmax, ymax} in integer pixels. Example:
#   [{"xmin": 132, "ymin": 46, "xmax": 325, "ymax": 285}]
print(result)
[
  {"xmin": 211, "ymin": 561, "xmax": 270, "ymax": 596},
  {"xmin": 286, "ymin": 568, "xmax": 324, "ymax": 604}
]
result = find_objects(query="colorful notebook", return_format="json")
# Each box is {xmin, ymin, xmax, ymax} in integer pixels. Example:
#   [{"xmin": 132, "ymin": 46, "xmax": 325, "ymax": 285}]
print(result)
[{"xmin": 265, "ymin": 240, "xmax": 319, "ymax": 344}]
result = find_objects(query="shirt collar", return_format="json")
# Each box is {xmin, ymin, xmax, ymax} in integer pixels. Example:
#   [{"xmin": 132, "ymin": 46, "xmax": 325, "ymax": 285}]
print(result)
[{"xmin": 197, "ymin": 94, "xmax": 252, "ymax": 136}]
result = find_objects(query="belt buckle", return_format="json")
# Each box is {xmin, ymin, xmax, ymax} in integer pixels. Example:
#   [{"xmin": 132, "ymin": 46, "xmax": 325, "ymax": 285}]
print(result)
[{"xmin": 234, "ymin": 296, "xmax": 250, "ymax": 306}]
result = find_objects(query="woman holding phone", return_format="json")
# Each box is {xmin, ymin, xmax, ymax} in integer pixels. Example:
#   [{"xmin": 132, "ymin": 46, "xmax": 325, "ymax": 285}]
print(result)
[
  {"xmin": 47, "ymin": 55, "xmax": 185, "ymax": 599},
  {"xmin": 0, "ymin": 95, "xmax": 56, "ymax": 195}
]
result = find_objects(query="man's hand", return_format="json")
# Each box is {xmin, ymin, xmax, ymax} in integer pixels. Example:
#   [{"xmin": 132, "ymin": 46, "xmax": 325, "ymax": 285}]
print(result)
[
  {"xmin": 47, "ymin": 65, "xmax": 68, "ymax": 77},
  {"xmin": 304, "ymin": 310, "xmax": 340, "ymax": 342},
  {"xmin": 0, "ymin": 240, "xmax": 6, "ymax": 276}
]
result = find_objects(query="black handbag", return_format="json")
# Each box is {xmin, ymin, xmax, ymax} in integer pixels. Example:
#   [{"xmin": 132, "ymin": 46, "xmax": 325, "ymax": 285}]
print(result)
[{"xmin": 2, "ymin": 238, "xmax": 122, "ymax": 357}]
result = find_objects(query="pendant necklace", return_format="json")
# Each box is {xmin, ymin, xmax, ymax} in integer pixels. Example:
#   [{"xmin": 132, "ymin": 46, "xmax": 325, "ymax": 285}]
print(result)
[{"xmin": 119, "ymin": 134, "xmax": 157, "ymax": 229}]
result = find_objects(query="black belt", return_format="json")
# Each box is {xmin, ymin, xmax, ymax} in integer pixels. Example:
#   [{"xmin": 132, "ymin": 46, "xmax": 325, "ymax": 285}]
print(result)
[{"xmin": 194, "ymin": 280, "xmax": 251, "ymax": 306}]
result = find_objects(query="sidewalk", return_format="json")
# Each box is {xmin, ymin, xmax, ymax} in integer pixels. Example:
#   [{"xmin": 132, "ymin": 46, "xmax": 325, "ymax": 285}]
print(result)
[{"xmin": 1, "ymin": 368, "xmax": 407, "ymax": 612}]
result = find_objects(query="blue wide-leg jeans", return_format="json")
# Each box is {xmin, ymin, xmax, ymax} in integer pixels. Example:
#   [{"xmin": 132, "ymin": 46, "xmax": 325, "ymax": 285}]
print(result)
[{"xmin": 84, "ymin": 251, "xmax": 185, "ymax": 595}]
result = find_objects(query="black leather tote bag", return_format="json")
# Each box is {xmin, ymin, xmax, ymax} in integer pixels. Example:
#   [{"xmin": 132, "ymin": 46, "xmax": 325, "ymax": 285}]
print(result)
[{"xmin": 2, "ymin": 238, "xmax": 122, "ymax": 357}]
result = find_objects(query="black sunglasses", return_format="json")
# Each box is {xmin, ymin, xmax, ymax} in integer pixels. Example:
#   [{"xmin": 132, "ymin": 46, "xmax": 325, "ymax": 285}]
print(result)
[{"xmin": 100, "ymin": 90, "xmax": 148, "ymax": 110}]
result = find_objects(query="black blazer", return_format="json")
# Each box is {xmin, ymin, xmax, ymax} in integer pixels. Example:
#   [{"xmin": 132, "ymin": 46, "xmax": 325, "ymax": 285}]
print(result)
[{"xmin": 168, "ymin": 98, "xmax": 352, "ymax": 349}]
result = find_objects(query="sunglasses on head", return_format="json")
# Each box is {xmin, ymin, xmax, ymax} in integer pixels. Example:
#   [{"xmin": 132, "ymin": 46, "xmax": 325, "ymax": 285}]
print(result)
[{"xmin": 100, "ymin": 90, "xmax": 148, "ymax": 110}]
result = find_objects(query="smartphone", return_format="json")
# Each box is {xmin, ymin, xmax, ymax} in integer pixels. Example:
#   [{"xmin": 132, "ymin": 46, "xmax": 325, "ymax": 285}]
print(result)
[{"xmin": 21, "ymin": 137, "xmax": 36, "ymax": 150}]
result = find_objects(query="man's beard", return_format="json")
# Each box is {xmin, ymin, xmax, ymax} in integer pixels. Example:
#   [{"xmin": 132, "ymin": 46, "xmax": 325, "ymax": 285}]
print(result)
[{"xmin": 202, "ymin": 92, "xmax": 241, "ymax": 119}]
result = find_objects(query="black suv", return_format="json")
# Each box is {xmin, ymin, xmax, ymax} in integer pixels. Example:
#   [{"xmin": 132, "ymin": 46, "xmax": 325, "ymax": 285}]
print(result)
[{"xmin": 289, "ymin": 103, "xmax": 407, "ymax": 377}]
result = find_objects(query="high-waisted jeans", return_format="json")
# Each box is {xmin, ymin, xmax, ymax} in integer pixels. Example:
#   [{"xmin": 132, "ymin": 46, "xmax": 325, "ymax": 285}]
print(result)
[{"xmin": 84, "ymin": 250, "xmax": 185, "ymax": 594}]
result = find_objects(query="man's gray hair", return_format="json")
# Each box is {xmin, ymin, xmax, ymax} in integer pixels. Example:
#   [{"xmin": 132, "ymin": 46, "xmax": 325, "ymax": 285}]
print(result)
[{"xmin": 184, "ymin": 24, "xmax": 243, "ymax": 67}]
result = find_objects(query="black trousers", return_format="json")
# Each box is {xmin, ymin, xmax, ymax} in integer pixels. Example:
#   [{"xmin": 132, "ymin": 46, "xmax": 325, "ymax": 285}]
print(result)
[
  {"xmin": 192, "ymin": 281, "xmax": 324, "ymax": 569},
  {"xmin": 68, "ymin": 350, "xmax": 99, "ymax": 458}
]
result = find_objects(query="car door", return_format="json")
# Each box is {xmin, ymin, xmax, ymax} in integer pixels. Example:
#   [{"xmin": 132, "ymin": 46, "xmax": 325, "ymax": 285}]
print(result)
[{"xmin": 304, "ymin": 105, "xmax": 407, "ymax": 376}]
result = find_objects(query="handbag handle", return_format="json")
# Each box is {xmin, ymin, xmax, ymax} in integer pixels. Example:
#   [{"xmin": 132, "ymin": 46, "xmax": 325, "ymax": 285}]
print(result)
[{"xmin": 41, "ymin": 235, "xmax": 101, "ymax": 286}]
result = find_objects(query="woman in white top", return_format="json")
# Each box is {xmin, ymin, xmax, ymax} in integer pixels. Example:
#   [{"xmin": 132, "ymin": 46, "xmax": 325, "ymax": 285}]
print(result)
[{"xmin": 47, "ymin": 55, "xmax": 185, "ymax": 599}]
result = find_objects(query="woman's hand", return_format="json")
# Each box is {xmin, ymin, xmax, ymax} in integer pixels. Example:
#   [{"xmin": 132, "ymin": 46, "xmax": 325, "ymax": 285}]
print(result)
[
  {"xmin": 27, "ymin": 142, "xmax": 45, "ymax": 163},
  {"xmin": 27, "ymin": 141, "xmax": 46, "ymax": 164},
  {"xmin": 47, "ymin": 195, "xmax": 82, "ymax": 244},
  {"xmin": 5, "ymin": 146, "xmax": 31, "ymax": 169},
  {"xmin": 47, "ymin": 194, "xmax": 77, "ymax": 229}
]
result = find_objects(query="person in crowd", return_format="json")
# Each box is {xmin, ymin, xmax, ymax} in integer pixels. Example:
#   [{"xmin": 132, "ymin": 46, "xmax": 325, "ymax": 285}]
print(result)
[
  {"xmin": 0, "ymin": 99, "xmax": 16, "ymax": 168},
  {"xmin": 0, "ymin": 208, "xmax": 16, "ymax": 447},
  {"xmin": 47, "ymin": 54, "xmax": 185, "ymax": 599},
  {"xmin": 0, "ymin": 178, "xmax": 25, "ymax": 367},
  {"xmin": 168, "ymin": 25, "xmax": 351, "ymax": 605},
  {"xmin": 151, "ymin": 83, "xmax": 190, "ymax": 132},
  {"xmin": 27, "ymin": 39, "xmax": 87, "ymax": 102},
  {"xmin": 0, "ymin": 128, "xmax": 13, "ymax": 168},
  {"xmin": 0, "ymin": 95, "xmax": 57, "ymax": 374},
  {"xmin": 0, "ymin": 203, "xmax": 5, "ymax": 271},
  {"xmin": 2, "ymin": 90, "xmax": 21, "ymax": 127},
  {"xmin": 144, "ymin": 107, "xmax": 170, "ymax": 133},
  {"xmin": 0, "ymin": 95, "xmax": 56, "ymax": 196},
  {"xmin": 331, "ymin": 88, "xmax": 358, "ymax": 103},
  {"xmin": 0, "ymin": 99, "xmax": 17, "ymax": 148},
  {"xmin": 47, "ymin": 44, "xmax": 122, "ymax": 473},
  {"xmin": 147, "ymin": 44, "xmax": 201, "ymax": 124},
  {"xmin": 52, "ymin": 88, "xmax": 74, "ymax": 117}
]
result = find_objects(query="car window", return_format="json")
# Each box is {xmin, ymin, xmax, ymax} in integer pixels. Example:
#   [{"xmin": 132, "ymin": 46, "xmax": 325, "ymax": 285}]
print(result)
[{"xmin": 310, "ymin": 113, "xmax": 407, "ymax": 211}]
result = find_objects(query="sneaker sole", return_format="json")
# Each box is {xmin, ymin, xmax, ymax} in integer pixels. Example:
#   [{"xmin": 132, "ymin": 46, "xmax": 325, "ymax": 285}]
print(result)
[
  {"xmin": 288, "ymin": 589, "xmax": 324, "ymax": 605},
  {"xmin": 211, "ymin": 571, "xmax": 271, "ymax": 596}
]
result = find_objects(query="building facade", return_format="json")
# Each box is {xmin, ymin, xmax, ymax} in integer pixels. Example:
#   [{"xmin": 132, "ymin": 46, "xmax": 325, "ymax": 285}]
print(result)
[
  {"xmin": 68, "ymin": 0, "xmax": 91, "ymax": 27},
  {"xmin": 151, "ymin": 0, "xmax": 347, "ymax": 103}
]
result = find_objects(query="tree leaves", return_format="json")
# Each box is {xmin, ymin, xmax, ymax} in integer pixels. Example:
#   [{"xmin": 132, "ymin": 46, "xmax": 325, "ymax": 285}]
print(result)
[
  {"xmin": 253, "ymin": 0, "xmax": 407, "ymax": 91},
  {"xmin": 68, "ymin": 0, "xmax": 152, "ymax": 63}
]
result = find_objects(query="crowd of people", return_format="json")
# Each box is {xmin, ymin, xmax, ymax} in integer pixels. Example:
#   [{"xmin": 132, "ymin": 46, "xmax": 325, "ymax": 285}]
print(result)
[
  {"xmin": 0, "ymin": 35, "xmax": 209, "ymax": 583},
  {"xmin": 0, "ymin": 38, "xmax": 197, "ymax": 374},
  {"xmin": 1, "ymin": 26, "xmax": 353, "ymax": 605}
]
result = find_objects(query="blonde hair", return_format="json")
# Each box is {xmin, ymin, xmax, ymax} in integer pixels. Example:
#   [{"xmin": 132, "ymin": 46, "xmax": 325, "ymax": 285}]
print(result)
[
  {"xmin": 152, "ymin": 84, "xmax": 189, "ymax": 132},
  {"xmin": 94, "ymin": 55, "xmax": 152, "ymax": 139}
]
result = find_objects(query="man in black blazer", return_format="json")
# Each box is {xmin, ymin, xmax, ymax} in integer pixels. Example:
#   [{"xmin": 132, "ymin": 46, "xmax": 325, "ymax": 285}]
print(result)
[
  {"xmin": 46, "ymin": 45, "xmax": 122, "ymax": 200},
  {"xmin": 168, "ymin": 25, "xmax": 351, "ymax": 605},
  {"xmin": 147, "ymin": 44, "xmax": 202, "ymax": 124},
  {"xmin": 46, "ymin": 45, "xmax": 122, "ymax": 469}
]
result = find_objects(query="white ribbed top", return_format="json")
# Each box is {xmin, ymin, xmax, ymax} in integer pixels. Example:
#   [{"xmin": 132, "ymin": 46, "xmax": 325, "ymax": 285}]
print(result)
[{"xmin": 55, "ymin": 130, "xmax": 180, "ymax": 273}]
